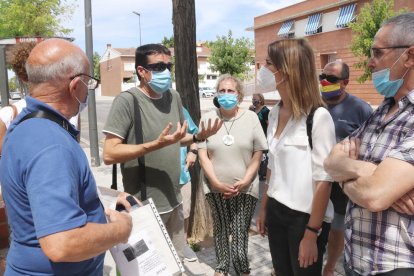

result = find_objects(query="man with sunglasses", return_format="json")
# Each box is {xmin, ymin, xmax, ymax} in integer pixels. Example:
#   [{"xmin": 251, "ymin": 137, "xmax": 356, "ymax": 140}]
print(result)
[
  {"xmin": 325, "ymin": 13, "xmax": 414, "ymax": 276},
  {"xmin": 319, "ymin": 61, "xmax": 372, "ymax": 276},
  {"xmin": 103, "ymin": 43, "xmax": 221, "ymax": 262},
  {"xmin": 0, "ymin": 39, "xmax": 134, "ymax": 275}
]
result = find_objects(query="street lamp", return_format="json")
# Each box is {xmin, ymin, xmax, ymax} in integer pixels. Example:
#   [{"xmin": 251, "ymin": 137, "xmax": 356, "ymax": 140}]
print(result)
[{"xmin": 132, "ymin": 11, "xmax": 141, "ymax": 46}]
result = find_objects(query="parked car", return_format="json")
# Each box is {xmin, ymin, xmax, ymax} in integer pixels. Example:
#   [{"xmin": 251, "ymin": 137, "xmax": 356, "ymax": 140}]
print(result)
[
  {"xmin": 9, "ymin": 91, "xmax": 22, "ymax": 100},
  {"xmin": 199, "ymin": 87, "xmax": 215, "ymax": 98}
]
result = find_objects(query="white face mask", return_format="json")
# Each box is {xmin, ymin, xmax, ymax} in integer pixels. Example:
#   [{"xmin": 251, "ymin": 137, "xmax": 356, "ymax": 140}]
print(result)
[{"xmin": 256, "ymin": 66, "xmax": 277, "ymax": 93}]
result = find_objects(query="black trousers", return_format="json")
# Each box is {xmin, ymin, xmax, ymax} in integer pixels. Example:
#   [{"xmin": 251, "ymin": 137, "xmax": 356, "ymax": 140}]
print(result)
[{"xmin": 266, "ymin": 197, "xmax": 330, "ymax": 276}]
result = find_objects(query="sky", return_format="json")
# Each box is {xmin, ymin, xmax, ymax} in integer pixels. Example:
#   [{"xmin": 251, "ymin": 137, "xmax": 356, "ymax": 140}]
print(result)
[{"xmin": 64, "ymin": 0, "xmax": 304, "ymax": 56}]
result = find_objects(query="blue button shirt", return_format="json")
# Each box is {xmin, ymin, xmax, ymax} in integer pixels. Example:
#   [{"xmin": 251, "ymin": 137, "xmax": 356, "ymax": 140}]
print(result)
[{"xmin": 0, "ymin": 97, "xmax": 106, "ymax": 275}]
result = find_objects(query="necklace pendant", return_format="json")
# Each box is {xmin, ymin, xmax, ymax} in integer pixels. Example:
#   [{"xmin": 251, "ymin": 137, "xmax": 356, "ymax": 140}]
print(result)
[{"xmin": 222, "ymin": 134, "xmax": 234, "ymax": 146}]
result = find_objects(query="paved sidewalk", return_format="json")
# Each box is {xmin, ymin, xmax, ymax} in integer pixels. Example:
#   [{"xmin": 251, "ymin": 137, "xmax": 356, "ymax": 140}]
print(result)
[{"xmin": 85, "ymin": 148, "xmax": 345, "ymax": 276}]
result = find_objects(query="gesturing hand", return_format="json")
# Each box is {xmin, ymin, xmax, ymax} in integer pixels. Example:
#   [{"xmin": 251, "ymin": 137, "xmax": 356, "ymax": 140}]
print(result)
[
  {"xmin": 157, "ymin": 121, "xmax": 188, "ymax": 147},
  {"xmin": 196, "ymin": 118, "xmax": 223, "ymax": 141}
]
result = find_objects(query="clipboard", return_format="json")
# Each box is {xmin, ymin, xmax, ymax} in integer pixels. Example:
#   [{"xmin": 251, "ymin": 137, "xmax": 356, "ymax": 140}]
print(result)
[{"xmin": 98, "ymin": 187, "xmax": 184, "ymax": 276}]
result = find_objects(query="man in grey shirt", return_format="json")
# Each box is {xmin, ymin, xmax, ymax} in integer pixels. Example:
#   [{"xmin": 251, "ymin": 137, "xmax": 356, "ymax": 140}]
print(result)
[{"xmin": 103, "ymin": 43, "xmax": 221, "ymax": 260}]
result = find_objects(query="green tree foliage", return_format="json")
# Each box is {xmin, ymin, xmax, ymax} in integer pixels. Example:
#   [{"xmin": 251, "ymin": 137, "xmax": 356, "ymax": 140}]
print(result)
[
  {"xmin": 349, "ymin": 0, "xmax": 405, "ymax": 83},
  {"xmin": 160, "ymin": 36, "xmax": 175, "ymax": 81},
  {"xmin": 208, "ymin": 30, "xmax": 254, "ymax": 79},
  {"xmin": 0, "ymin": 0, "xmax": 74, "ymax": 37},
  {"xmin": 93, "ymin": 52, "xmax": 101, "ymax": 79},
  {"xmin": 161, "ymin": 36, "xmax": 174, "ymax": 48},
  {"xmin": 8, "ymin": 76, "xmax": 17, "ymax": 91}
]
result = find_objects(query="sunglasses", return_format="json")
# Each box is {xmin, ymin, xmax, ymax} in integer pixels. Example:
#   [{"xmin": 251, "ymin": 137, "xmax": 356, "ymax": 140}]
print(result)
[
  {"xmin": 319, "ymin": 74, "xmax": 345, "ymax": 83},
  {"xmin": 144, "ymin": 62, "xmax": 173, "ymax": 72}
]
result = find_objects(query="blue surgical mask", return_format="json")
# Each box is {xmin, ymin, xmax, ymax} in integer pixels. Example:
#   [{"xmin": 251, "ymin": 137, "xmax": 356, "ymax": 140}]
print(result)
[
  {"xmin": 75, "ymin": 93, "xmax": 89, "ymax": 113},
  {"xmin": 148, "ymin": 69, "xmax": 172, "ymax": 94},
  {"xmin": 218, "ymin": 93, "xmax": 238, "ymax": 110},
  {"xmin": 372, "ymin": 51, "xmax": 409, "ymax": 98}
]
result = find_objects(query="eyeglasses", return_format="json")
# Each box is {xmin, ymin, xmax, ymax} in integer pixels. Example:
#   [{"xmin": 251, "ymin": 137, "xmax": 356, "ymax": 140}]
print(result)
[
  {"xmin": 370, "ymin": 46, "xmax": 410, "ymax": 59},
  {"xmin": 217, "ymin": 89, "xmax": 237, "ymax": 95},
  {"xmin": 144, "ymin": 62, "xmax": 173, "ymax": 72},
  {"xmin": 319, "ymin": 74, "xmax": 345, "ymax": 83},
  {"xmin": 70, "ymin": 73, "xmax": 100, "ymax": 90}
]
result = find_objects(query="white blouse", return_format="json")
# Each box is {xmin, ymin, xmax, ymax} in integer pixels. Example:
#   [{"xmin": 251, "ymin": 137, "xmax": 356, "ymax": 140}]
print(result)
[
  {"xmin": 0, "ymin": 99, "xmax": 79, "ymax": 129},
  {"xmin": 0, "ymin": 99, "xmax": 26, "ymax": 128},
  {"xmin": 267, "ymin": 104, "xmax": 335, "ymax": 222}
]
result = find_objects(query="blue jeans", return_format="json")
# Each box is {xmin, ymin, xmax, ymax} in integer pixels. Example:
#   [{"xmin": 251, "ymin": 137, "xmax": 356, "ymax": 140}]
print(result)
[
  {"xmin": 266, "ymin": 198, "xmax": 330, "ymax": 276},
  {"xmin": 345, "ymin": 265, "xmax": 414, "ymax": 276}
]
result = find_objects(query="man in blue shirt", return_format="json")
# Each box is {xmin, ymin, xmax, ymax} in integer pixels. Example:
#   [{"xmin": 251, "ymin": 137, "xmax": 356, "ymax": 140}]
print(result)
[
  {"xmin": 320, "ymin": 61, "xmax": 372, "ymax": 276},
  {"xmin": 0, "ymin": 38, "xmax": 133, "ymax": 275}
]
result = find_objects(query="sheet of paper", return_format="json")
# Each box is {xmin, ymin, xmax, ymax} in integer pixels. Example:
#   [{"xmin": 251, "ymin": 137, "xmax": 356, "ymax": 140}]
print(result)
[{"xmin": 98, "ymin": 187, "xmax": 184, "ymax": 276}]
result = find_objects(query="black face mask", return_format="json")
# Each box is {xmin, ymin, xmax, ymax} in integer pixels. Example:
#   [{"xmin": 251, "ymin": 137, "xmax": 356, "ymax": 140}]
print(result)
[
  {"xmin": 213, "ymin": 96, "xmax": 220, "ymax": 108},
  {"xmin": 252, "ymin": 100, "xmax": 260, "ymax": 106}
]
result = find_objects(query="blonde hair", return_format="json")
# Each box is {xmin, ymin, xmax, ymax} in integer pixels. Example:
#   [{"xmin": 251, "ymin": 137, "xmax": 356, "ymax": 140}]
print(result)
[
  {"xmin": 215, "ymin": 74, "xmax": 244, "ymax": 102},
  {"xmin": 268, "ymin": 39, "xmax": 324, "ymax": 119}
]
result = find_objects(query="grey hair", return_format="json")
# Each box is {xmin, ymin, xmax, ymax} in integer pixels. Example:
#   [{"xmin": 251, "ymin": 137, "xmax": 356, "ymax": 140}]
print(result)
[
  {"xmin": 382, "ymin": 13, "xmax": 414, "ymax": 47},
  {"xmin": 26, "ymin": 52, "xmax": 86, "ymax": 84},
  {"xmin": 215, "ymin": 74, "xmax": 244, "ymax": 101}
]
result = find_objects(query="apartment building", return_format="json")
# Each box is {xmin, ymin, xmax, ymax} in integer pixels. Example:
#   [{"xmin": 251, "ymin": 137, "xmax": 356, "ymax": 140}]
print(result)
[{"xmin": 251, "ymin": 0, "xmax": 414, "ymax": 105}]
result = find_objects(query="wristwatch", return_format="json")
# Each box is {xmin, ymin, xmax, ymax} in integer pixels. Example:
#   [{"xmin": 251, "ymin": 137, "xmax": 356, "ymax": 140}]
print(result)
[
  {"xmin": 189, "ymin": 149, "xmax": 198, "ymax": 155},
  {"xmin": 193, "ymin": 134, "xmax": 205, "ymax": 143},
  {"xmin": 305, "ymin": 225, "xmax": 322, "ymax": 236}
]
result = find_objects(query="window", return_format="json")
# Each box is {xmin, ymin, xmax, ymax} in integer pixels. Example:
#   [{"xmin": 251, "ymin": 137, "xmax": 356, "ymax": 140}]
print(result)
[
  {"xmin": 305, "ymin": 13, "xmax": 322, "ymax": 35},
  {"xmin": 277, "ymin": 20, "xmax": 294, "ymax": 38},
  {"xmin": 336, "ymin": 4, "xmax": 356, "ymax": 28},
  {"xmin": 320, "ymin": 54, "xmax": 337, "ymax": 69}
]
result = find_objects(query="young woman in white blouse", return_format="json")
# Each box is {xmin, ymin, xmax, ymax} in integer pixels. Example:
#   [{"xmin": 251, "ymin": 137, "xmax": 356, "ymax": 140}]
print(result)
[{"xmin": 256, "ymin": 38, "xmax": 336, "ymax": 276}]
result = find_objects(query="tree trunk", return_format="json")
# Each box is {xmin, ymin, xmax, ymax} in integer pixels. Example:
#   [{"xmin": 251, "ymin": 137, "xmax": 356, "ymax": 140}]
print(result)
[{"xmin": 172, "ymin": 0, "xmax": 212, "ymax": 241}]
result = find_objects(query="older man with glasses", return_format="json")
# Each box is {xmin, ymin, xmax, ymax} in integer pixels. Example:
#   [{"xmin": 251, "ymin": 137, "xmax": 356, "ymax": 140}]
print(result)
[
  {"xmin": 319, "ymin": 61, "xmax": 372, "ymax": 276},
  {"xmin": 0, "ymin": 38, "xmax": 134, "ymax": 275},
  {"xmin": 324, "ymin": 13, "xmax": 414, "ymax": 276}
]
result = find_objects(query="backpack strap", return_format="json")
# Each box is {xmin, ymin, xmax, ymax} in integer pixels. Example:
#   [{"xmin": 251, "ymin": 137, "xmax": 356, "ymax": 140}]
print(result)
[
  {"xmin": 18, "ymin": 110, "xmax": 78, "ymax": 140},
  {"xmin": 306, "ymin": 107, "xmax": 318, "ymax": 150},
  {"xmin": 111, "ymin": 88, "xmax": 147, "ymax": 200}
]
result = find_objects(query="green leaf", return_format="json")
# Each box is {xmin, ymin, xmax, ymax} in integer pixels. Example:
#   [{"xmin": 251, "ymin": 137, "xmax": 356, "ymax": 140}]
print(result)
[
  {"xmin": 207, "ymin": 30, "xmax": 253, "ymax": 80},
  {"xmin": 0, "ymin": 0, "xmax": 74, "ymax": 38},
  {"xmin": 349, "ymin": 0, "xmax": 405, "ymax": 83}
]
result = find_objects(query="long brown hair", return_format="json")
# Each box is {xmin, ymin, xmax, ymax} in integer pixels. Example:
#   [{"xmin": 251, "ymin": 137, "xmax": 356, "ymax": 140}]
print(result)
[{"xmin": 268, "ymin": 38, "xmax": 324, "ymax": 119}]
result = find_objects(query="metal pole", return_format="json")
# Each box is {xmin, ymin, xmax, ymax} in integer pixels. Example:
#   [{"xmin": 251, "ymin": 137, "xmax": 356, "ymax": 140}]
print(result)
[
  {"xmin": 84, "ymin": 0, "xmax": 101, "ymax": 166},
  {"xmin": 139, "ymin": 14, "xmax": 142, "ymax": 46},
  {"xmin": 0, "ymin": 46, "xmax": 9, "ymax": 107},
  {"xmin": 132, "ymin": 11, "xmax": 141, "ymax": 46}
]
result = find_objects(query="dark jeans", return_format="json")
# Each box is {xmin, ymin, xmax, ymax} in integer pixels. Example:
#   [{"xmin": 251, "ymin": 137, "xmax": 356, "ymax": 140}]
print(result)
[
  {"xmin": 345, "ymin": 265, "xmax": 414, "ymax": 276},
  {"xmin": 266, "ymin": 197, "xmax": 330, "ymax": 276}
]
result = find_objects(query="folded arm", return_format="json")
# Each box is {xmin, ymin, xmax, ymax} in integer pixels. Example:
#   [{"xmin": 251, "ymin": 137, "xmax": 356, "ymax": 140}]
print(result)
[{"xmin": 343, "ymin": 157, "xmax": 414, "ymax": 212}]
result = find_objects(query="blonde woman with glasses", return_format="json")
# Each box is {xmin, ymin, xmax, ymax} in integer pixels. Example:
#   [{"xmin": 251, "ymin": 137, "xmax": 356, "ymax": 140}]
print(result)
[{"xmin": 256, "ymin": 38, "xmax": 335, "ymax": 276}]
